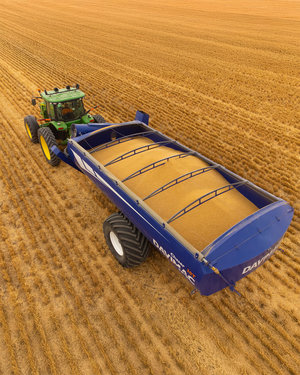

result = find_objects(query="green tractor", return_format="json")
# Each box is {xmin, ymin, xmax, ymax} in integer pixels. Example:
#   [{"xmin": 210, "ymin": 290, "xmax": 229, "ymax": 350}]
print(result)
[{"xmin": 24, "ymin": 84, "xmax": 106, "ymax": 166}]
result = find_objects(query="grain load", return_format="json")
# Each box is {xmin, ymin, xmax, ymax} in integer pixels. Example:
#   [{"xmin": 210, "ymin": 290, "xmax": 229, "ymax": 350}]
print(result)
[{"xmin": 93, "ymin": 137, "xmax": 257, "ymax": 250}]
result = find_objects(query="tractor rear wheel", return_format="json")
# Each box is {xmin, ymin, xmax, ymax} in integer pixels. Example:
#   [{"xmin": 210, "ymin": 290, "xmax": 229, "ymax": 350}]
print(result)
[
  {"xmin": 93, "ymin": 114, "xmax": 106, "ymax": 123},
  {"xmin": 103, "ymin": 212, "xmax": 150, "ymax": 267},
  {"xmin": 24, "ymin": 115, "xmax": 39, "ymax": 143},
  {"xmin": 38, "ymin": 127, "xmax": 60, "ymax": 167}
]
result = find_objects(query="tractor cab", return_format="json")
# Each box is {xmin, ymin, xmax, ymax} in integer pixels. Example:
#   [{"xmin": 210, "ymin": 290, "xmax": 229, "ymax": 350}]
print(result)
[{"xmin": 39, "ymin": 86, "xmax": 86, "ymax": 122}]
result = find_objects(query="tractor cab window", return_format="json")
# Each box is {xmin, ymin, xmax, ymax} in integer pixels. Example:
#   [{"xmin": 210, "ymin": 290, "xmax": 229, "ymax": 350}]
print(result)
[
  {"xmin": 49, "ymin": 104, "xmax": 55, "ymax": 119},
  {"xmin": 40, "ymin": 102, "xmax": 48, "ymax": 118},
  {"xmin": 46, "ymin": 102, "xmax": 55, "ymax": 120},
  {"xmin": 56, "ymin": 99, "xmax": 85, "ymax": 121}
]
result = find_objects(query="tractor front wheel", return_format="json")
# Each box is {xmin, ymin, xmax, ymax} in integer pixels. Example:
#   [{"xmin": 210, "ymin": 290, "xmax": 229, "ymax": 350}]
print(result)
[
  {"xmin": 24, "ymin": 115, "xmax": 39, "ymax": 143},
  {"xmin": 103, "ymin": 212, "xmax": 150, "ymax": 267},
  {"xmin": 38, "ymin": 127, "xmax": 60, "ymax": 167},
  {"xmin": 93, "ymin": 114, "xmax": 106, "ymax": 123}
]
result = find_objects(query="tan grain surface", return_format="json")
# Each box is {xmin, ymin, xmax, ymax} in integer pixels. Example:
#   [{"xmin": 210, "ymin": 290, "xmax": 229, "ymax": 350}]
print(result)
[
  {"xmin": 0, "ymin": 0, "xmax": 299, "ymax": 374},
  {"xmin": 93, "ymin": 137, "xmax": 257, "ymax": 250}
]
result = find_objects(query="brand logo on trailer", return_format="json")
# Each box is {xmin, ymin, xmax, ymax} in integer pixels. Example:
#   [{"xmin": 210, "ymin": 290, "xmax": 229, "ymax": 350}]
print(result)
[{"xmin": 242, "ymin": 244, "xmax": 279, "ymax": 275}]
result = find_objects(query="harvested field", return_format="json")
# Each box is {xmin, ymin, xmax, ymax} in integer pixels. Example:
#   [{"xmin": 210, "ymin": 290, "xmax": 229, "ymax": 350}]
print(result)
[{"xmin": 0, "ymin": 0, "xmax": 299, "ymax": 374}]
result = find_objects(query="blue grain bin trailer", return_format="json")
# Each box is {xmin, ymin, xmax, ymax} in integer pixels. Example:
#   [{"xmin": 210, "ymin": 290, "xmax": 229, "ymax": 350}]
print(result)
[{"xmin": 53, "ymin": 111, "xmax": 293, "ymax": 295}]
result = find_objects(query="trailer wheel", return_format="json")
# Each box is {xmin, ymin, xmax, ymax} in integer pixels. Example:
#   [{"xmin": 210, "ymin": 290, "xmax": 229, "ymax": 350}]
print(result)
[
  {"xmin": 24, "ymin": 115, "xmax": 39, "ymax": 143},
  {"xmin": 103, "ymin": 212, "xmax": 150, "ymax": 267},
  {"xmin": 93, "ymin": 114, "xmax": 106, "ymax": 123},
  {"xmin": 38, "ymin": 127, "xmax": 60, "ymax": 166}
]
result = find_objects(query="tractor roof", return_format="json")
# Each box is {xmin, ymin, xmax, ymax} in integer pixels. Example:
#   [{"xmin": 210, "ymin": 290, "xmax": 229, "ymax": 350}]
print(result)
[{"xmin": 41, "ymin": 88, "xmax": 85, "ymax": 103}]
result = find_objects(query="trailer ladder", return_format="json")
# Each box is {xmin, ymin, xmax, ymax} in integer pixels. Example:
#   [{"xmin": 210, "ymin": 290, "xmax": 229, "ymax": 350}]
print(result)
[
  {"xmin": 143, "ymin": 165, "xmax": 219, "ymax": 201},
  {"xmin": 167, "ymin": 181, "xmax": 247, "ymax": 224},
  {"xmin": 104, "ymin": 140, "xmax": 179, "ymax": 167},
  {"xmin": 122, "ymin": 151, "xmax": 195, "ymax": 182},
  {"xmin": 90, "ymin": 130, "xmax": 158, "ymax": 154}
]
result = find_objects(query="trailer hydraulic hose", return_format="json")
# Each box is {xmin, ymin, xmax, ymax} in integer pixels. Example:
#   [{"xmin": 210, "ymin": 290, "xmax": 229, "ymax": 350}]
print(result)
[{"xmin": 201, "ymin": 258, "xmax": 241, "ymax": 295}]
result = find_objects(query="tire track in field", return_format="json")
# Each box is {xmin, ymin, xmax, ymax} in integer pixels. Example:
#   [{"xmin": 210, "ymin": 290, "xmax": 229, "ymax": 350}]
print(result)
[
  {"xmin": 0, "ymin": 259, "xmax": 39, "ymax": 374},
  {"xmin": 0, "ymin": 301, "xmax": 21, "ymax": 375}
]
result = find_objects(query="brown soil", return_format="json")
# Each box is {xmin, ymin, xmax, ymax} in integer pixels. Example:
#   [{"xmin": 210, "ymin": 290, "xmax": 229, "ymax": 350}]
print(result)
[{"xmin": 0, "ymin": 1, "xmax": 299, "ymax": 374}]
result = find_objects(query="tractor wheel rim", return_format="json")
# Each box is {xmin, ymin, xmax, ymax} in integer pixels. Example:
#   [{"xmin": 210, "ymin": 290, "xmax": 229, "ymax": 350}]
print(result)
[
  {"xmin": 25, "ymin": 123, "xmax": 32, "ymax": 139},
  {"xmin": 40, "ymin": 136, "xmax": 51, "ymax": 160},
  {"xmin": 109, "ymin": 231, "xmax": 124, "ymax": 256}
]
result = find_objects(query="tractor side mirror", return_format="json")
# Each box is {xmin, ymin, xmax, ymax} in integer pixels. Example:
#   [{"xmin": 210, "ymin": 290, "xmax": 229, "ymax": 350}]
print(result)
[{"xmin": 31, "ymin": 98, "xmax": 36, "ymax": 106}]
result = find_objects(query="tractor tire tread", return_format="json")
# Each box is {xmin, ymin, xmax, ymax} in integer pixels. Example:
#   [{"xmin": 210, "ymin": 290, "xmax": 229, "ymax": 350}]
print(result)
[
  {"xmin": 24, "ymin": 115, "xmax": 39, "ymax": 143},
  {"xmin": 93, "ymin": 114, "xmax": 106, "ymax": 123},
  {"xmin": 38, "ymin": 127, "xmax": 60, "ymax": 166}
]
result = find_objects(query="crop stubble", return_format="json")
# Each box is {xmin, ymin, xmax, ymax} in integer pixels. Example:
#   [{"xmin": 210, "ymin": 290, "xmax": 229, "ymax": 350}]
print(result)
[{"xmin": 0, "ymin": 0, "xmax": 299, "ymax": 374}]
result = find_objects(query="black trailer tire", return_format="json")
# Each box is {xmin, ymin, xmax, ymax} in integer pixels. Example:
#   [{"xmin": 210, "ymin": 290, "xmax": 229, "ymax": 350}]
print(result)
[
  {"xmin": 24, "ymin": 115, "xmax": 39, "ymax": 143},
  {"xmin": 103, "ymin": 212, "xmax": 150, "ymax": 267},
  {"xmin": 38, "ymin": 127, "xmax": 60, "ymax": 167},
  {"xmin": 93, "ymin": 114, "xmax": 106, "ymax": 123}
]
